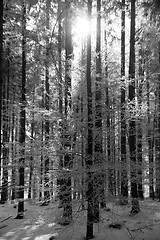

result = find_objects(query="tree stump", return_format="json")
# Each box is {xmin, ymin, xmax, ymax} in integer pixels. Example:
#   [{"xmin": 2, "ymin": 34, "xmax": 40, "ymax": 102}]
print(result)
[{"xmin": 131, "ymin": 198, "xmax": 140, "ymax": 214}]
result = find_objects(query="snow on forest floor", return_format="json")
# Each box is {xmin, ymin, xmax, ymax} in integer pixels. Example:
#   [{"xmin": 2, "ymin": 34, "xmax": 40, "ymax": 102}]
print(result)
[{"xmin": 0, "ymin": 198, "xmax": 160, "ymax": 240}]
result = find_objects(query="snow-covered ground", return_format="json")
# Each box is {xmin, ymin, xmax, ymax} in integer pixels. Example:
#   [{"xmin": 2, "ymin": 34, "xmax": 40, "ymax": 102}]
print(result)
[{"xmin": 0, "ymin": 198, "xmax": 160, "ymax": 240}]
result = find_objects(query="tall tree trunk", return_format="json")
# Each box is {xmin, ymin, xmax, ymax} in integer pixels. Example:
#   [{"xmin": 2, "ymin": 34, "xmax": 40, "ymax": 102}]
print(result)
[
  {"xmin": 0, "ymin": 0, "xmax": 3, "ymax": 187},
  {"xmin": 104, "ymin": 23, "xmax": 112, "ymax": 198},
  {"xmin": 80, "ymin": 42, "xmax": 86, "ymax": 210},
  {"xmin": 28, "ymin": 90, "xmax": 35, "ymax": 199},
  {"xmin": 121, "ymin": 0, "xmax": 128, "ymax": 198},
  {"xmin": 1, "ymin": 43, "xmax": 10, "ymax": 203},
  {"xmin": 12, "ymin": 108, "xmax": 19, "ymax": 200},
  {"xmin": 57, "ymin": 0, "xmax": 64, "ymax": 208},
  {"xmin": 137, "ymin": 44, "xmax": 144, "ymax": 200},
  {"xmin": 128, "ymin": 0, "xmax": 139, "ymax": 214},
  {"xmin": 107, "ymin": 89, "xmax": 113, "ymax": 194},
  {"xmin": 155, "ymin": 41, "xmax": 160, "ymax": 200},
  {"xmin": 146, "ymin": 68, "xmax": 154, "ymax": 199},
  {"xmin": 117, "ymin": 103, "xmax": 121, "ymax": 195},
  {"xmin": 11, "ymin": 89, "xmax": 16, "ymax": 201},
  {"xmin": 39, "ymin": 77, "xmax": 44, "ymax": 201},
  {"xmin": 44, "ymin": 0, "xmax": 50, "ymax": 203},
  {"xmin": 60, "ymin": 0, "xmax": 73, "ymax": 225},
  {"xmin": 111, "ymin": 98, "xmax": 116, "ymax": 196},
  {"xmin": 86, "ymin": 0, "xmax": 94, "ymax": 239},
  {"xmin": 16, "ymin": 0, "xmax": 26, "ymax": 219},
  {"xmin": 104, "ymin": 32, "xmax": 112, "ymax": 197},
  {"xmin": 39, "ymin": 79, "xmax": 44, "ymax": 201},
  {"xmin": 93, "ymin": 0, "xmax": 105, "ymax": 223}
]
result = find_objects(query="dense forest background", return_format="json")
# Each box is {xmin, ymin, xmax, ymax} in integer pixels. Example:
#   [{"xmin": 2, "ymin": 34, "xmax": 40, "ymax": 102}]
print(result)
[{"xmin": 1, "ymin": 0, "xmax": 160, "ymax": 239}]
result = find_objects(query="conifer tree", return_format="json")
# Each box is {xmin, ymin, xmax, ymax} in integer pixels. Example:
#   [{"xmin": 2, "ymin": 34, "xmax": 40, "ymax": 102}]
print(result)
[
  {"xmin": 86, "ymin": 0, "xmax": 94, "ymax": 239},
  {"xmin": 44, "ymin": 0, "xmax": 50, "ymax": 204},
  {"xmin": 128, "ymin": 0, "xmax": 140, "ymax": 213},
  {"xmin": 1, "ymin": 42, "xmax": 10, "ymax": 203},
  {"xmin": 0, "ymin": 0, "xmax": 3, "ymax": 191},
  {"xmin": 93, "ymin": 0, "xmax": 105, "ymax": 222},
  {"xmin": 60, "ymin": 0, "xmax": 73, "ymax": 225},
  {"xmin": 121, "ymin": 0, "xmax": 128, "ymax": 198},
  {"xmin": 137, "ymin": 43, "xmax": 144, "ymax": 200},
  {"xmin": 16, "ymin": 0, "xmax": 26, "ymax": 219}
]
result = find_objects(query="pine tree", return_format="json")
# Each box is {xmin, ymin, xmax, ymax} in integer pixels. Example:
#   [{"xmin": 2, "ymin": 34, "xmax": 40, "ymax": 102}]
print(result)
[
  {"xmin": 11, "ymin": 88, "xmax": 16, "ymax": 201},
  {"xmin": 86, "ymin": 0, "xmax": 94, "ymax": 239},
  {"xmin": 137, "ymin": 43, "xmax": 144, "ymax": 200},
  {"xmin": 128, "ymin": 0, "xmax": 140, "ymax": 213},
  {"xmin": 28, "ymin": 89, "xmax": 35, "ymax": 199},
  {"xmin": 60, "ymin": 0, "xmax": 73, "ymax": 225},
  {"xmin": 146, "ymin": 62, "xmax": 154, "ymax": 199},
  {"xmin": 0, "ymin": 0, "xmax": 3, "ymax": 191},
  {"xmin": 121, "ymin": 0, "xmax": 128, "ymax": 199},
  {"xmin": 93, "ymin": 0, "xmax": 105, "ymax": 223},
  {"xmin": 57, "ymin": 0, "xmax": 64, "ymax": 209},
  {"xmin": 44, "ymin": 0, "xmax": 50, "ymax": 204},
  {"xmin": 155, "ymin": 41, "xmax": 160, "ymax": 200},
  {"xmin": 16, "ymin": 0, "xmax": 26, "ymax": 219},
  {"xmin": 1, "ymin": 42, "xmax": 10, "ymax": 203}
]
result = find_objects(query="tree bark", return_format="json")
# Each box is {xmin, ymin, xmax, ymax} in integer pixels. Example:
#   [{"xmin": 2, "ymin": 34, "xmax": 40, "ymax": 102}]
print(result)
[
  {"xmin": 0, "ymin": 0, "xmax": 3, "ymax": 186},
  {"xmin": 57, "ymin": 0, "xmax": 64, "ymax": 208},
  {"xmin": 28, "ymin": 90, "xmax": 35, "ymax": 199},
  {"xmin": 146, "ymin": 66, "xmax": 154, "ymax": 200},
  {"xmin": 86, "ymin": 0, "xmax": 94, "ymax": 239},
  {"xmin": 80, "ymin": 42, "xmax": 86, "ymax": 210},
  {"xmin": 111, "ymin": 98, "xmax": 116, "ymax": 196},
  {"xmin": 60, "ymin": 0, "xmax": 73, "ymax": 225},
  {"xmin": 137, "ymin": 45, "xmax": 144, "ymax": 200},
  {"xmin": 104, "ymin": 29, "xmax": 112, "ymax": 197},
  {"xmin": 121, "ymin": 0, "xmax": 128, "ymax": 198},
  {"xmin": 16, "ymin": 0, "xmax": 26, "ymax": 219},
  {"xmin": 39, "ymin": 79, "xmax": 44, "ymax": 201},
  {"xmin": 155, "ymin": 41, "xmax": 160, "ymax": 200},
  {"xmin": 44, "ymin": 0, "xmax": 50, "ymax": 203},
  {"xmin": 128, "ymin": 0, "xmax": 140, "ymax": 213},
  {"xmin": 93, "ymin": 0, "xmax": 105, "ymax": 223},
  {"xmin": 11, "ymin": 89, "xmax": 16, "ymax": 201},
  {"xmin": 1, "ymin": 43, "xmax": 10, "ymax": 203}
]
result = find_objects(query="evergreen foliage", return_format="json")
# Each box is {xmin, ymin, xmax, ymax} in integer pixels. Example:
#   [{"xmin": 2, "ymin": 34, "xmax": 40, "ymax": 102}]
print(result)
[{"xmin": 0, "ymin": 0, "xmax": 160, "ymax": 238}]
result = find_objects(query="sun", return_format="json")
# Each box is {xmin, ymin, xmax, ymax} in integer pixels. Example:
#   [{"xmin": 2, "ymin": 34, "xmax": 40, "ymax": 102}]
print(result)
[{"xmin": 73, "ymin": 16, "xmax": 90, "ymax": 39}]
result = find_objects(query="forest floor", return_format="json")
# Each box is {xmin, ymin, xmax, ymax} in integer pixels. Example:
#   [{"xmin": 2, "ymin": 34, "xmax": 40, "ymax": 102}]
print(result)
[{"xmin": 0, "ymin": 198, "xmax": 160, "ymax": 240}]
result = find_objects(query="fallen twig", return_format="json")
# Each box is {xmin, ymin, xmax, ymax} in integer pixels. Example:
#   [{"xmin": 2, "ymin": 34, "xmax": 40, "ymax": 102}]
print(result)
[
  {"xmin": 1, "ymin": 215, "xmax": 12, "ymax": 223},
  {"xmin": 123, "ymin": 223, "xmax": 134, "ymax": 238},
  {"xmin": 130, "ymin": 220, "xmax": 160, "ymax": 232}
]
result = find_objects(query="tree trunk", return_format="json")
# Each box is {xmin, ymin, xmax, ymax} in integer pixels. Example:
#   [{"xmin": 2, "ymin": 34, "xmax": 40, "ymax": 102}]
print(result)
[
  {"xmin": 155, "ymin": 41, "xmax": 160, "ymax": 200},
  {"xmin": 39, "ymin": 79, "xmax": 44, "ymax": 201},
  {"xmin": 16, "ymin": 0, "xmax": 26, "ymax": 219},
  {"xmin": 11, "ymin": 89, "xmax": 16, "ymax": 201},
  {"xmin": 44, "ymin": 0, "xmax": 50, "ymax": 203},
  {"xmin": 121, "ymin": 0, "xmax": 128, "ymax": 198},
  {"xmin": 137, "ymin": 45, "xmax": 144, "ymax": 200},
  {"xmin": 59, "ymin": 0, "xmax": 73, "ymax": 225},
  {"xmin": 93, "ymin": 0, "xmax": 105, "ymax": 223},
  {"xmin": 80, "ymin": 42, "xmax": 86, "ymax": 210},
  {"xmin": 146, "ymin": 68, "xmax": 154, "ymax": 199},
  {"xmin": 0, "ymin": 0, "xmax": 3, "ymax": 187},
  {"xmin": 128, "ymin": 0, "xmax": 139, "ymax": 214},
  {"xmin": 86, "ymin": 0, "xmax": 94, "ymax": 239},
  {"xmin": 57, "ymin": 0, "xmax": 64, "ymax": 208},
  {"xmin": 1, "ymin": 43, "xmax": 10, "ymax": 203},
  {"xmin": 111, "ymin": 98, "xmax": 116, "ymax": 196},
  {"xmin": 104, "ymin": 31, "xmax": 112, "ymax": 197},
  {"xmin": 28, "ymin": 90, "xmax": 35, "ymax": 199},
  {"xmin": 12, "ymin": 107, "xmax": 19, "ymax": 201}
]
